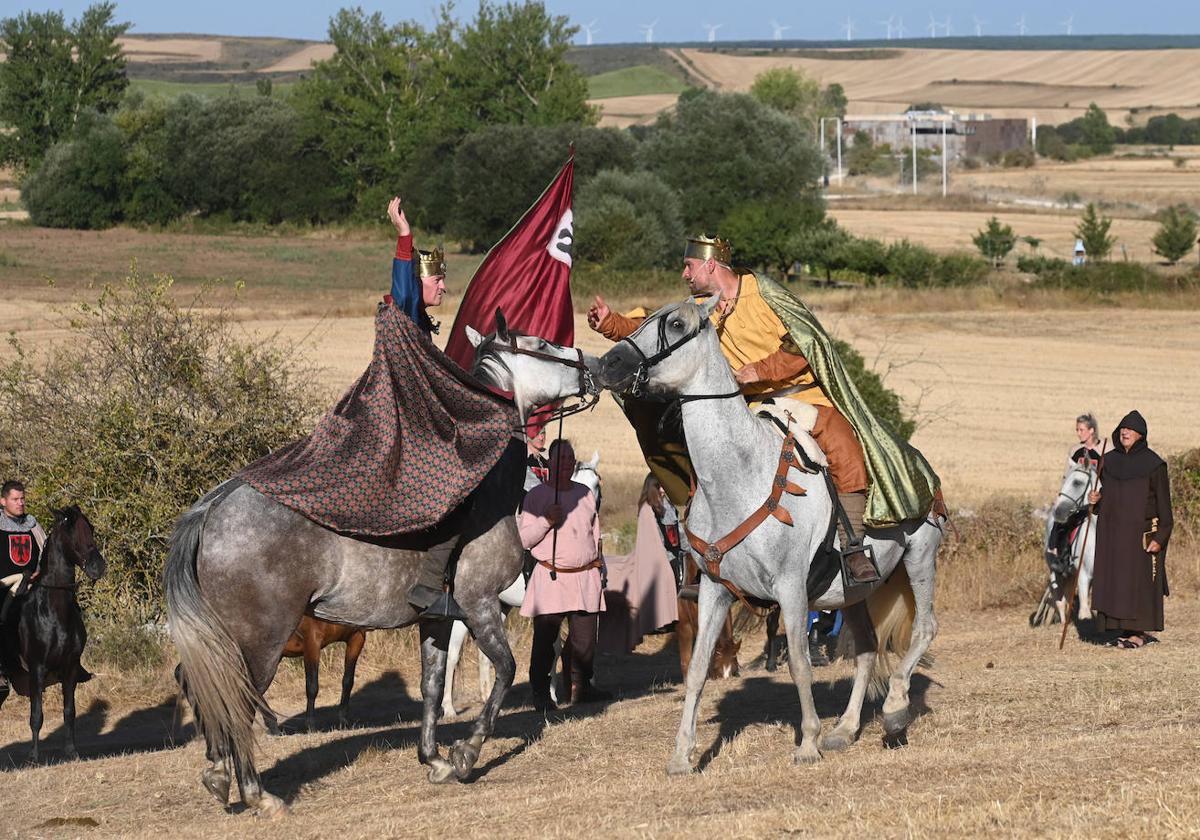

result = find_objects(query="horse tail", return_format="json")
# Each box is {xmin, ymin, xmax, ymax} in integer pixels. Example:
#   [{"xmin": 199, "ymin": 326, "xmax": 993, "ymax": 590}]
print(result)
[
  {"xmin": 164, "ymin": 480, "xmax": 262, "ymax": 762},
  {"xmin": 865, "ymin": 564, "xmax": 917, "ymax": 699}
]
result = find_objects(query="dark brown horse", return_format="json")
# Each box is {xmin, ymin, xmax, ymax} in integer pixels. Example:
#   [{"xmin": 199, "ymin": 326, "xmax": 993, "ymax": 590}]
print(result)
[
  {"xmin": 262, "ymin": 617, "xmax": 368, "ymax": 734},
  {"xmin": 0, "ymin": 506, "xmax": 106, "ymax": 761}
]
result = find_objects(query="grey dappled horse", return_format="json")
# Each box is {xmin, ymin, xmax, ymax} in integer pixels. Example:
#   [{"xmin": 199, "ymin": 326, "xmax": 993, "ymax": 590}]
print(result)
[
  {"xmin": 1039, "ymin": 460, "xmax": 1098, "ymax": 624},
  {"xmin": 166, "ymin": 320, "xmax": 598, "ymax": 817},
  {"xmin": 596, "ymin": 297, "xmax": 944, "ymax": 773}
]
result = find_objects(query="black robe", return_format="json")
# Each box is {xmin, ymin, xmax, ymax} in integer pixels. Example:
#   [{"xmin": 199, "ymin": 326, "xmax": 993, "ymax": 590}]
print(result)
[{"xmin": 1092, "ymin": 415, "xmax": 1173, "ymax": 633}]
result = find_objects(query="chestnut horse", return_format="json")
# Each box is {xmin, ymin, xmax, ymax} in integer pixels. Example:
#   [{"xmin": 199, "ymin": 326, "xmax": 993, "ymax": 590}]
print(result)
[{"xmin": 262, "ymin": 617, "xmax": 368, "ymax": 734}]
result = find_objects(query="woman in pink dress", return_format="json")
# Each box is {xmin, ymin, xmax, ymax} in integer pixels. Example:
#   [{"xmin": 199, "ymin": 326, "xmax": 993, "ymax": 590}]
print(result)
[
  {"xmin": 600, "ymin": 474, "xmax": 681, "ymax": 654},
  {"xmin": 519, "ymin": 439, "xmax": 608, "ymax": 711}
]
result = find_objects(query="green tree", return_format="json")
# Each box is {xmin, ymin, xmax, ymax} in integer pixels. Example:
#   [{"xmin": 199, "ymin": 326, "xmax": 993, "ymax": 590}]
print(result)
[
  {"xmin": 22, "ymin": 110, "xmax": 126, "ymax": 229},
  {"xmin": 749, "ymin": 67, "xmax": 843, "ymax": 134},
  {"xmin": 444, "ymin": 1, "xmax": 596, "ymax": 130},
  {"xmin": 574, "ymin": 169, "xmax": 683, "ymax": 270},
  {"xmin": 1078, "ymin": 103, "xmax": 1116, "ymax": 155},
  {"xmin": 637, "ymin": 91, "xmax": 823, "ymax": 231},
  {"xmin": 972, "ymin": 217, "xmax": 1017, "ymax": 266},
  {"xmin": 1075, "ymin": 203, "xmax": 1116, "ymax": 261},
  {"xmin": 1151, "ymin": 205, "xmax": 1199, "ymax": 264},
  {"xmin": 720, "ymin": 194, "xmax": 826, "ymax": 276},
  {"xmin": 0, "ymin": 2, "xmax": 129, "ymax": 170}
]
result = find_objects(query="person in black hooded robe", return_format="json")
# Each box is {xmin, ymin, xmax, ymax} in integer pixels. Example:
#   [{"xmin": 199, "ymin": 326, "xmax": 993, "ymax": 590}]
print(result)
[{"xmin": 1088, "ymin": 410, "xmax": 1173, "ymax": 648}]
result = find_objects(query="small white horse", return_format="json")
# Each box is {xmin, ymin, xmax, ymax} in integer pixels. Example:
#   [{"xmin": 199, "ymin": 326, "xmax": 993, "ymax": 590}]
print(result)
[
  {"xmin": 1043, "ymin": 460, "xmax": 1098, "ymax": 623},
  {"xmin": 441, "ymin": 453, "xmax": 603, "ymax": 717},
  {"xmin": 597, "ymin": 296, "xmax": 944, "ymax": 772}
]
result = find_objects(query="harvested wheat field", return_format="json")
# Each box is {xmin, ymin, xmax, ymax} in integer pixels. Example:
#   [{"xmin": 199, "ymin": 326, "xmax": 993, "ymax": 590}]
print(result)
[
  {"xmin": 828, "ymin": 207, "xmax": 1163, "ymax": 260},
  {"xmin": 682, "ymin": 47, "xmax": 1200, "ymax": 126},
  {"xmin": 2, "ymin": 600, "xmax": 1199, "ymax": 837}
]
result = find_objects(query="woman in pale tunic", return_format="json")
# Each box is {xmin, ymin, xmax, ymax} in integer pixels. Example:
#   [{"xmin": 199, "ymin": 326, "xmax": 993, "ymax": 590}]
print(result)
[
  {"xmin": 519, "ymin": 439, "xmax": 607, "ymax": 710},
  {"xmin": 600, "ymin": 474, "xmax": 680, "ymax": 654}
]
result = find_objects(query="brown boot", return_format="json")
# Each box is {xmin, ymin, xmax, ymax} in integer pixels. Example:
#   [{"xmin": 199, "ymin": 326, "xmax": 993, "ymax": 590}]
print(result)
[{"xmin": 838, "ymin": 492, "xmax": 880, "ymax": 585}]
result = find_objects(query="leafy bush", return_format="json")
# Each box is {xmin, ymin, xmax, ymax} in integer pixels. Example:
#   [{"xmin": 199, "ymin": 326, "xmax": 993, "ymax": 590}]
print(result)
[
  {"xmin": 637, "ymin": 91, "xmax": 823, "ymax": 231},
  {"xmin": 1028, "ymin": 261, "xmax": 1177, "ymax": 293},
  {"xmin": 1002, "ymin": 146, "xmax": 1036, "ymax": 168},
  {"xmin": 885, "ymin": 240, "xmax": 939, "ymax": 287},
  {"xmin": 832, "ymin": 338, "xmax": 915, "ymax": 441},
  {"xmin": 972, "ymin": 216, "xmax": 1017, "ymax": 266},
  {"xmin": 1151, "ymin": 205, "xmax": 1199, "ymax": 265},
  {"xmin": 22, "ymin": 111, "xmax": 126, "ymax": 229},
  {"xmin": 449, "ymin": 124, "xmax": 636, "ymax": 250},
  {"xmin": 1075, "ymin": 203, "xmax": 1115, "ymax": 261},
  {"xmin": 935, "ymin": 252, "xmax": 990, "ymax": 286},
  {"xmin": 836, "ymin": 236, "xmax": 890, "ymax": 277},
  {"xmin": 574, "ymin": 169, "xmax": 682, "ymax": 270},
  {"xmin": 0, "ymin": 271, "xmax": 321, "ymax": 618},
  {"xmin": 721, "ymin": 193, "xmax": 827, "ymax": 275}
]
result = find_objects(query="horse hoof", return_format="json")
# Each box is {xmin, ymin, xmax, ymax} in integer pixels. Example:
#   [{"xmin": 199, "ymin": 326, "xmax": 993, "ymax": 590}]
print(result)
[
  {"xmin": 427, "ymin": 757, "xmax": 457, "ymax": 785},
  {"xmin": 820, "ymin": 731, "xmax": 855, "ymax": 752},
  {"xmin": 254, "ymin": 793, "xmax": 288, "ymax": 821},
  {"xmin": 793, "ymin": 748, "xmax": 822, "ymax": 765},
  {"xmin": 451, "ymin": 740, "xmax": 481, "ymax": 780},
  {"xmin": 1079, "ymin": 610, "xmax": 1093, "ymax": 620},
  {"xmin": 666, "ymin": 757, "xmax": 693, "ymax": 777},
  {"xmin": 201, "ymin": 768, "xmax": 231, "ymax": 805},
  {"xmin": 881, "ymin": 707, "xmax": 912, "ymax": 736}
]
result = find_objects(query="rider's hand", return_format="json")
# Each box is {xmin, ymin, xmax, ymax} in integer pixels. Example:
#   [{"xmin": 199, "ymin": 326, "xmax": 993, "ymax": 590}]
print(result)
[
  {"xmin": 545, "ymin": 504, "xmax": 564, "ymax": 527},
  {"xmin": 388, "ymin": 196, "xmax": 410, "ymax": 236},
  {"xmin": 1147, "ymin": 539, "xmax": 1162, "ymax": 554},
  {"xmin": 586, "ymin": 296, "xmax": 610, "ymax": 331},
  {"xmin": 1088, "ymin": 489, "xmax": 1101, "ymax": 505},
  {"xmin": 734, "ymin": 363, "xmax": 760, "ymax": 385}
]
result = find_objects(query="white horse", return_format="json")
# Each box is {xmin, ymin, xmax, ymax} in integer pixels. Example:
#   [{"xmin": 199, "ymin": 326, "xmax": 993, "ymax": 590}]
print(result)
[
  {"xmin": 1041, "ymin": 460, "xmax": 1098, "ymax": 623},
  {"xmin": 596, "ymin": 296, "xmax": 944, "ymax": 773},
  {"xmin": 441, "ymin": 453, "xmax": 603, "ymax": 717}
]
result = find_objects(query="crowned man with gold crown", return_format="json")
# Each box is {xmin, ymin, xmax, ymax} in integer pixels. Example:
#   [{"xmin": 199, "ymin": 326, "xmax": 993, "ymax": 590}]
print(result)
[{"xmin": 587, "ymin": 235, "xmax": 942, "ymax": 585}]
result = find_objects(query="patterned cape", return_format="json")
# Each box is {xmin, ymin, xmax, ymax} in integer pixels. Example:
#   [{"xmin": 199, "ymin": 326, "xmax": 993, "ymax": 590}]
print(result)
[{"xmin": 241, "ymin": 304, "xmax": 518, "ymax": 536}]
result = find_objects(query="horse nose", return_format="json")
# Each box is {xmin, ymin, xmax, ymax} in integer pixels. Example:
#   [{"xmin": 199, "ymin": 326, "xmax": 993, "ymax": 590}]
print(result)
[{"xmin": 598, "ymin": 346, "xmax": 635, "ymax": 389}]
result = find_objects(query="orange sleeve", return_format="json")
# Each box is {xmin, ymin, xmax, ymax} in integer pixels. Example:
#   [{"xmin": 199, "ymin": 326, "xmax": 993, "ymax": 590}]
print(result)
[
  {"xmin": 598, "ymin": 310, "xmax": 644, "ymax": 342},
  {"xmin": 752, "ymin": 346, "xmax": 811, "ymax": 382}
]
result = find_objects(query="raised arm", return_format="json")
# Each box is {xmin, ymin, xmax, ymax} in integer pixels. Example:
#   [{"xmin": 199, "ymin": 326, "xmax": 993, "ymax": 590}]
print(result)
[{"xmin": 387, "ymin": 196, "xmax": 421, "ymax": 319}]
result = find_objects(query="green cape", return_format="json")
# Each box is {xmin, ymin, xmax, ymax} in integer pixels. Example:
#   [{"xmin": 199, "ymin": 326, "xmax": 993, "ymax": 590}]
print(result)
[
  {"xmin": 755, "ymin": 273, "xmax": 940, "ymax": 526},
  {"xmin": 618, "ymin": 275, "xmax": 941, "ymax": 527}
]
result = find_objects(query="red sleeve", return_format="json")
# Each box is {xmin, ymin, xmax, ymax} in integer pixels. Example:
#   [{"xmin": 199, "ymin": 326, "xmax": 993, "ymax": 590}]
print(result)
[{"xmin": 396, "ymin": 234, "xmax": 413, "ymax": 260}]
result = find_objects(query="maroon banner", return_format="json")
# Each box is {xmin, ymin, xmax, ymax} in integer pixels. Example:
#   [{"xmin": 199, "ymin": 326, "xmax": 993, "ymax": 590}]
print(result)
[{"xmin": 444, "ymin": 153, "xmax": 575, "ymax": 370}]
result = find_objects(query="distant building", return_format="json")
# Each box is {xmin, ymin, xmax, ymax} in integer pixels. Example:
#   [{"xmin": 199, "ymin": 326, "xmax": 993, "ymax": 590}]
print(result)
[{"xmin": 840, "ymin": 111, "xmax": 1030, "ymax": 160}]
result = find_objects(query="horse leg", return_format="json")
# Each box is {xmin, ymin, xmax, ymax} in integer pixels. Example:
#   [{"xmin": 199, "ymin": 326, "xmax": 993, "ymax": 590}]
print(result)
[
  {"xmin": 765, "ymin": 606, "xmax": 781, "ymax": 672},
  {"xmin": 667, "ymin": 582, "xmax": 733, "ymax": 776},
  {"xmin": 778, "ymin": 595, "xmax": 823, "ymax": 765},
  {"xmin": 303, "ymin": 627, "xmax": 321, "ymax": 733},
  {"xmin": 28, "ymin": 663, "xmax": 45, "ymax": 763},
  {"xmin": 338, "ymin": 631, "xmax": 365, "ymax": 729},
  {"xmin": 675, "ymin": 596, "xmax": 697, "ymax": 679},
  {"xmin": 450, "ymin": 605, "xmax": 516, "ymax": 780},
  {"xmin": 1077, "ymin": 540, "xmax": 1094, "ymax": 621},
  {"xmin": 61, "ymin": 666, "xmax": 80, "ymax": 760},
  {"xmin": 418, "ymin": 621, "xmax": 456, "ymax": 784},
  {"xmin": 442, "ymin": 620, "xmax": 469, "ymax": 718},
  {"xmin": 881, "ymin": 546, "xmax": 939, "ymax": 738},
  {"xmin": 820, "ymin": 601, "xmax": 876, "ymax": 752}
]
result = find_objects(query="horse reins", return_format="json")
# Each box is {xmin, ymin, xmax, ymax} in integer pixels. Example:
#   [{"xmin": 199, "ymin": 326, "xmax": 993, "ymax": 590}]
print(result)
[{"xmin": 481, "ymin": 334, "xmax": 601, "ymax": 424}]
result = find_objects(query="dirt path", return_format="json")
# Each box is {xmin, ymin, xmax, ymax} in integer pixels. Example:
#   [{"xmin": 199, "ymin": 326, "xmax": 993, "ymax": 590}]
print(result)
[{"xmin": 2, "ymin": 602, "xmax": 1198, "ymax": 837}]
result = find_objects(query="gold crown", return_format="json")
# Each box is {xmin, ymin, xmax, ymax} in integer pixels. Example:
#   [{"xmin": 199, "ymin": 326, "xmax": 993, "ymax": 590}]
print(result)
[
  {"xmin": 684, "ymin": 234, "xmax": 732, "ymax": 264},
  {"xmin": 417, "ymin": 247, "xmax": 446, "ymax": 279}
]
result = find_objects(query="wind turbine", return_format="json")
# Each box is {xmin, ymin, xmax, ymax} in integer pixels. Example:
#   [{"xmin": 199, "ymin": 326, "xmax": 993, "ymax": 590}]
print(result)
[
  {"xmin": 896, "ymin": 17, "xmax": 907, "ymax": 38},
  {"xmin": 1016, "ymin": 14, "xmax": 1027, "ymax": 35},
  {"xmin": 1060, "ymin": 14, "xmax": 1074, "ymax": 35},
  {"xmin": 843, "ymin": 17, "xmax": 856, "ymax": 41},
  {"xmin": 639, "ymin": 19, "xmax": 657, "ymax": 43},
  {"xmin": 928, "ymin": 12, "xmax": 940, "ymax": 37},
  {"xmin": 702, "ymin": 22, "xmax": 724, "ymax": 43},
  {"xmin": 942, "ymin": 15, "xmax": 953, "ymax": 36},
  {"xmin": 878, "ymin": 15, "xmax": 896, "ymax": 39},
  {"xmin": 581, "ymin": 20, "xmax": 598, "ymax": 46},
  {"xmin": 770, "ymin": 19, "xmax": 790, "ymax": 41},
  {"xmin": 973, "ymin": 16, "xmax": 988, "ymax": 36}
]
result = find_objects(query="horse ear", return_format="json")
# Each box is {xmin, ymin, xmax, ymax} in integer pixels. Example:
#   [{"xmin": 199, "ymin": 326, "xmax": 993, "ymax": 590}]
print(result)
[
  {"xmin": 465, "ymin": 325, "xmax": 484, "ymax": 348},
  {"xmin": 494, "ymin": 308, "xmax": 510, "ymax": 341},
  {"xmin": 586, "ymin": 451, "xmax": 600, "ymax": 469},
  {"xmin": 695, "ymin": 295, "xmax": 720, "ymax": 320}
]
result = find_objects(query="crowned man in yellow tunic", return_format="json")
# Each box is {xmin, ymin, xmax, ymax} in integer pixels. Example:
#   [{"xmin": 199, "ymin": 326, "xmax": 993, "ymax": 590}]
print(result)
[{"xmin": 588, "ymin": 235, "xmax": 942, "ymax": 585}]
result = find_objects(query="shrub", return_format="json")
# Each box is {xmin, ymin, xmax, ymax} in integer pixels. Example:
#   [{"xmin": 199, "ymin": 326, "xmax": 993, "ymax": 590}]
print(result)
[
  {"xmin": 832, "ymin": 339, "xmax": 915, "ymax": 441},
  {"xmin": 450, "ymin": 124, "xmax": 636, "ymax": 250},
  {"xmin": 885, "ymin": 240, "xmax": 939, "ymax": 287},
  {"xmin": 1075, "ymin": 202, "xmax": 1115, "ymax": 261},
  {"xmin": 720, "ymin": 193, "xmax": 827, "ymax": 276},
  {"xmin": 936, "ymin": 252, "xmax": 990, "ymax": 286},
  {"xmin": 22, "ymin": 111, "xmax": 126, "ymax": 229},
  {"xmin": 836, "ymin": 236, "xmax": 890, "ymax": 277},
  {"xmin": 1028, "ymin": 261, "xmax": 1173, "ymax": 293},
  {"xmin": 1002, "ymin": 146, "xmax": 1036, "ymax": 168},
  {"xmin": 574, "ymin": 169, "xmax": 683, "ymax": 270},
  {"xmin": 1151, "ymin": 204, "xmax": 1199, "ymax": 265},
  {"xmin": 0, "ymin": 271, "xmax": 321, "ymax": 618},
  {"xmin": 637, "ymin": 91, "xmax": 823, "ymax": 231},
  {"xmin": 972, "ymin": 216, "xmax": 1017, "ymax": 267}
]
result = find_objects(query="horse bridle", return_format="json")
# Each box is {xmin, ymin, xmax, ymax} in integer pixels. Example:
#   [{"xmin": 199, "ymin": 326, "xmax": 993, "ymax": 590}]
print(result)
[
  {"xmin": 619, "ymin": 307, "xmax": 742, "ymax": 408},
  {"xmin": 1055, "ymin": 465, "xmax": 1095, "ymax": 515},
  {"xmin": 481, "ymin": 334, "xmax": 600, "ymax": 422}
]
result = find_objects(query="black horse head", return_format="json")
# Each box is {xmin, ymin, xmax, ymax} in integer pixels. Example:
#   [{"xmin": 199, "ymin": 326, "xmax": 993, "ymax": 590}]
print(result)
[{"xmin": 50, "ymin": 505, "xmax": 107, "ymax": 582}]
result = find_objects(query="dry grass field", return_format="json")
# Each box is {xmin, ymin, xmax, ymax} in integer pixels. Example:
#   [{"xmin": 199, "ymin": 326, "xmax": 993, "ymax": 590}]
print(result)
[{"xmin": 2, "ymin": 599, "xmax": 1199, "ymax": 838}]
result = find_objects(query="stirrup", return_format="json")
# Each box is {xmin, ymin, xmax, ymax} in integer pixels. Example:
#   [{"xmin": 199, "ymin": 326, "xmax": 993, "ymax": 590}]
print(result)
[
  {"xmin": 842, "ymin": 543, "xmax": 881, "ymax": 586},
  {"xmin": 419, "ymin": 590, "xmax": 469, "ymax": 622}
]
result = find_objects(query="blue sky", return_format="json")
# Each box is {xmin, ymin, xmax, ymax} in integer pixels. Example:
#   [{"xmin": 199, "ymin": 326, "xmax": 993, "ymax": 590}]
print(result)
[{"xmin": 16, "ymin": 1, "xmax": 1200, "ymax": 43}]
